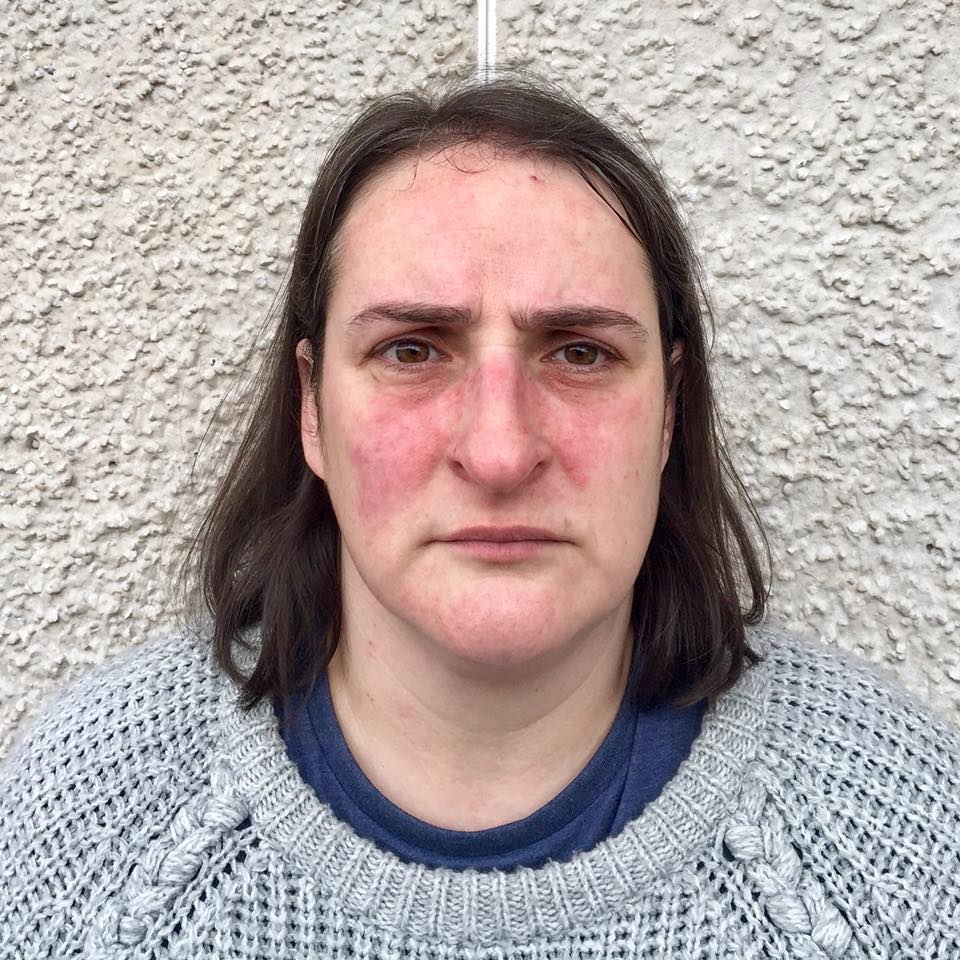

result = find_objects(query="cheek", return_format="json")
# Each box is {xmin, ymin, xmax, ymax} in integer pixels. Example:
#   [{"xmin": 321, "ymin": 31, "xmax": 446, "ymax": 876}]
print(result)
[
  {"xmin": 341, "ymin": 394, "xmax": 447, "ymax": 532},
  {"xmin": 547, "ymin": 390, "xmax": 662, "ymax": 491},
  {"xmin": 548, "ymin": 405, "xmax": 612, "ymax": 489}
]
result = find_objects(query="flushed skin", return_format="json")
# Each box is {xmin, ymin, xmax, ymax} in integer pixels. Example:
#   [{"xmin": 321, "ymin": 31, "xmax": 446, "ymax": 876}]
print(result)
[{"xmin": 296, "ymin": 143, "xmax": 681, "ymax": 691}]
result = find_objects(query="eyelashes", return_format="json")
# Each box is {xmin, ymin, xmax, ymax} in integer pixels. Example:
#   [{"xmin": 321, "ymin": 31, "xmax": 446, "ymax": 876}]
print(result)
[
  {"xmin": 374, "ymin": 337, "xmax": 619, "ymax": 373},
  {"xmin": 379, "ymin": 340, "xmax": 444, "ymax": 366}
]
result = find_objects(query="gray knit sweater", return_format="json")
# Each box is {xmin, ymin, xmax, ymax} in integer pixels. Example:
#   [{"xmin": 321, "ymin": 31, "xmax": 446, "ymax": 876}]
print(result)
[{"xmin": 1, "ymin": 622, "xmax": 958, "ymax": 958}]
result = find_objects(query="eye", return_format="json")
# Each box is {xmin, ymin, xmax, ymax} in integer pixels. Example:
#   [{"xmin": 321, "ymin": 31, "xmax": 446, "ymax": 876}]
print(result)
[
  {"xmin": 548, "ymin": 342, "xmax": 613, "ymax": 367},
  {"xmin": 379, "ymin": 339, "xmax": 441, "ymax": 364}
]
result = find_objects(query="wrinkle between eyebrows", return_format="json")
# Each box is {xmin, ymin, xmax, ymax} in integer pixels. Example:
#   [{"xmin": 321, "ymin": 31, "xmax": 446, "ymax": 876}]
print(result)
[{"xmin": 346, "ymin": 301, "xmax": 651, "ymax": 342}]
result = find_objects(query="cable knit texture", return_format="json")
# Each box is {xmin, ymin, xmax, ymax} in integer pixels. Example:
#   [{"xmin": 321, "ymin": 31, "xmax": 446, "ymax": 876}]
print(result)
[{"xmin": 1, "ymin": 621, "xmax": 958, "ymax": 958}]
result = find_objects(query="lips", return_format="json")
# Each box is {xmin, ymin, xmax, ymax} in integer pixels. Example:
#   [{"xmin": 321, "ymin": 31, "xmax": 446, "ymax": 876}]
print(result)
[{"xmin": 442, "ymin": 526, "xmax": 564, "ymax": 543}]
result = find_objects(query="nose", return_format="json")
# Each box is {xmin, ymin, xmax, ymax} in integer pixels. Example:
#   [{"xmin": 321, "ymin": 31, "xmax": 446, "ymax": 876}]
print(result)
[{"xmin": 448, "ymin": 352, "xmax": 550, "ymax": 494}]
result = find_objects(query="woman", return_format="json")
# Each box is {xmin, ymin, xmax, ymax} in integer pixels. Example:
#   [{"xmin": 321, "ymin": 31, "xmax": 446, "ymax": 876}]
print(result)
[{"xmin": 2, "ymin": 72, "xmax": 958, "ymax": 958}]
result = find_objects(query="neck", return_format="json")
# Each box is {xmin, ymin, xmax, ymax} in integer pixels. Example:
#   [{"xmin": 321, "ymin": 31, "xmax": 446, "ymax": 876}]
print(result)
[{"xmin": 326, "ymin": 606, "xmax": 633, "ymax": 832}]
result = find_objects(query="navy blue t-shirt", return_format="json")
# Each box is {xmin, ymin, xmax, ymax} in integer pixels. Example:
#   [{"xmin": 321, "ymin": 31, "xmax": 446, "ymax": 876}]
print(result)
[{"xmin": 275, "ymin": 674, "xmax": 707, "ymax": 872}]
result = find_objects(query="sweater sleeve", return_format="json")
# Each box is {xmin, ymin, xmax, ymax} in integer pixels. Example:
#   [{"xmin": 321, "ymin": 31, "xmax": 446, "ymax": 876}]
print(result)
[{"xmin": 0, "ymin": 630, "xmax": 219, "ymax": 959}]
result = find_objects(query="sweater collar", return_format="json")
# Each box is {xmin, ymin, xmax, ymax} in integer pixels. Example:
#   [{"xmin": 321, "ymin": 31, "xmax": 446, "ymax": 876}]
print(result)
[{"xmin": 215, "ymin": 625, "xmax": 774, "ymax": 946}]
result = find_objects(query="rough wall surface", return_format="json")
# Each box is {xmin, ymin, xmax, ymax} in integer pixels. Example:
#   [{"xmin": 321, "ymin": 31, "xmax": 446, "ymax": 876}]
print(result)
[{"xmin": 2, "ymin": 0, "xmax": 958, "ymax": 754}]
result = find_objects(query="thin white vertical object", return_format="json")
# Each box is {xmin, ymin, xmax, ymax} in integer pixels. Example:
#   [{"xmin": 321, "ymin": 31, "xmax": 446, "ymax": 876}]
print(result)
[{"xmin": 477, "ymin": 0, "xmax": 497, "ymax": 80}]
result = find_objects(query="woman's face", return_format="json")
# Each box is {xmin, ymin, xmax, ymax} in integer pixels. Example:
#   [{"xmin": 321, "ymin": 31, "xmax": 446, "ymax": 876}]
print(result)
[{"xmin": 297, "ymin": 144, "xmax": 679, "ymax": 676}]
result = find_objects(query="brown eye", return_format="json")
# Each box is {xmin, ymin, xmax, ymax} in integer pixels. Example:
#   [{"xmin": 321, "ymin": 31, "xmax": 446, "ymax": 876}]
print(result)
[
  {"xmin": 384, "ymin": 340, "xmax": 436, "ymax": 363},
  {"xmin": 560, "ymin": 343, "xmax": 601, "ymax": 365}
]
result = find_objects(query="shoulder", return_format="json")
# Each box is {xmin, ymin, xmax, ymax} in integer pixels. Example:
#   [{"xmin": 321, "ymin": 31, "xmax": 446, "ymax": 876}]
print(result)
[
  {"xmin": 730, "ymin": 622, "xmax": 960, "ymax": 951},
  {"xmin": 747, "ymin": 621, "xmax": 960, "ymax": 801},
  {"xmin": 0, "ymin": 619, "xmax": 229, "ymax": 950},
  {"xmin": 3, "ymin": 618, "xmax": 221, "ymax": 772},
  {"xmin": 755, "ymin": 621, "xmax": 960, "ymax": 771}
]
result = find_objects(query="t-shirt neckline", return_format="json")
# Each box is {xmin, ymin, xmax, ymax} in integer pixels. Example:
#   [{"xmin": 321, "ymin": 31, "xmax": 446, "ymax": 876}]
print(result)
[{"xmin": 303, "ymin": 669, "xmax": 638, "ymax": 860}]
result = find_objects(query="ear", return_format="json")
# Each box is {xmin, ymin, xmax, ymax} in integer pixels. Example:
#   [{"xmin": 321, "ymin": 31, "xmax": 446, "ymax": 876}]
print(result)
[
  {"xmin": 296, "ymin": 338, "xmax": 325, "ymax": 481},
  {"xmin": 660, "ymin": 339, "xmax": 684, "ymax": 473}
]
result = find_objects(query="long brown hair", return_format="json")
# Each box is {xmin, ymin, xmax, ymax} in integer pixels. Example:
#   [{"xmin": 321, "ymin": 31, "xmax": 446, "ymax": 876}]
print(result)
[{"xmin": 179, "ymin": 68, "xmax": 772, "ymax": 726}]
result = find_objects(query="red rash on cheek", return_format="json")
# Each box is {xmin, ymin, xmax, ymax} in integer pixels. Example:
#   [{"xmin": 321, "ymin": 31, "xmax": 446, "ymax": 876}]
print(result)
[
  {"xmin": 339, "ymin": 378, "xmax": 660, "ymax": 531},
  {"xmin": 546, "ymin": 403, "xmax": 602, "ymax": 489},
  {"xmin": 345, "ymin": 394, "xmax": 447, "ymax": 529},
  {"xmin": 538, "ymin": 388, "xmax": 656, "ymax": 490}
]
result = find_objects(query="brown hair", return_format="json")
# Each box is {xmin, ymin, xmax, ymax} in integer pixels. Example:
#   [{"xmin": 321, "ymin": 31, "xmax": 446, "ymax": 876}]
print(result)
[{"xmin": 179, "ymin": 68, "xmax": 772, "ymax": 726}]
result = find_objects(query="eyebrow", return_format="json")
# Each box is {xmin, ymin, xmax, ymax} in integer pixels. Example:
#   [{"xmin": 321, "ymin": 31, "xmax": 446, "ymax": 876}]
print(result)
[{"xmin": 345, "ymin": 300, "xmax": 650, "ymax": 341}]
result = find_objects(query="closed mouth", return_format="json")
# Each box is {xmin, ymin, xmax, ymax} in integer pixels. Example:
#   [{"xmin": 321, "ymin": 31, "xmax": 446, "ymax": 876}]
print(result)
[{"xmin": 443, "ymin": 526, "xmax": 563, "ymax": 543}]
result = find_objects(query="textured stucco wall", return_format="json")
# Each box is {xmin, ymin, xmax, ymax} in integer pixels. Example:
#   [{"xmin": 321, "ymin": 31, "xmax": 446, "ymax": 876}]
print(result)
[{"xmin": 2, "ymin": 0, "xmax": 958, "ymax": 755}]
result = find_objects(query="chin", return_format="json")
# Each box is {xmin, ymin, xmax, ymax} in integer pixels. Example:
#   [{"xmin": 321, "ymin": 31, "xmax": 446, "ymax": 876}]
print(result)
[
  {"xmin": 408, "ymin": 596, "xmax": 585, "ymax": 675},
  {"xmin": 434, "ymin": 633, "xmax": 569, "ymax": 680}
]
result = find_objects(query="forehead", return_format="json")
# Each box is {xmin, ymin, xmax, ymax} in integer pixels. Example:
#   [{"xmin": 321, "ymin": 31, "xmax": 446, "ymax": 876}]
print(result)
[{"xmin": 328, "ymin": 143, "xmax": 655, "ymax": 317}]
